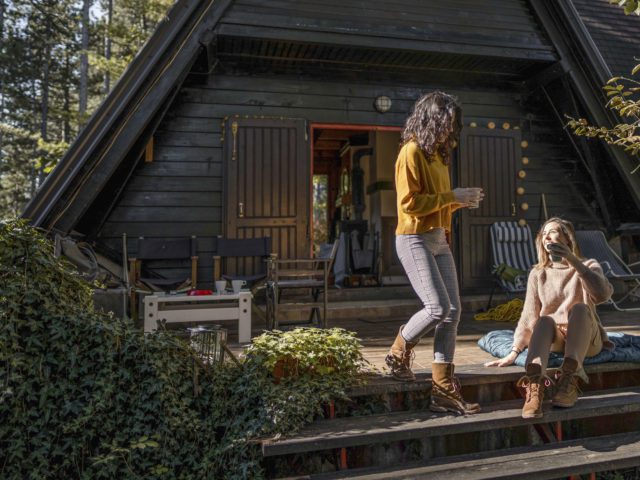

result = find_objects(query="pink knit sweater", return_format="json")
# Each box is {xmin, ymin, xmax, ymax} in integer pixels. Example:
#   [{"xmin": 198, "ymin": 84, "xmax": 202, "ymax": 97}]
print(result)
[{"xmin": 512, "ymin": 259, "xmax": 614, "ymax": 352}]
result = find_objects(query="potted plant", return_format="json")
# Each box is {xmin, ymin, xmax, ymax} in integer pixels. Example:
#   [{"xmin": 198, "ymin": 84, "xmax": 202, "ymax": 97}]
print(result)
[{"xmin": 244, "ymin": 327, "xmax": 369, "ymax": 382}]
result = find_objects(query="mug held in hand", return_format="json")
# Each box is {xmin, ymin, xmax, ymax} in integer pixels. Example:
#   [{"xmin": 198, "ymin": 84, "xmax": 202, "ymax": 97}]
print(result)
[{"xmin": 547, "ymin": 243, "xmax": 562, "ymax": 263}]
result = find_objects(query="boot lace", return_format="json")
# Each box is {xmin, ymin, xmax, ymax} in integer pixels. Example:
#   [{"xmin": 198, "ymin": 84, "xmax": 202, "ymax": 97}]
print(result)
[
  {"xmin": 517, "ymin": 374, "xmax": 553, "ymax": 401},
  {"xmin": 402, "ymin": 349, "xmax": 415, "ymax": 368}
]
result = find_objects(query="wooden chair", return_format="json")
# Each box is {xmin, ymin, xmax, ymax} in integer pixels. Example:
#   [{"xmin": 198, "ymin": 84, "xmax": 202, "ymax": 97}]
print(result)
[
  {"xmin": 128, "ymin": 235, "xmax": 198, "ymax": 320},
  {"xmin": 266, "ymin": 240, "xmax": 339, "ymax": 330}
]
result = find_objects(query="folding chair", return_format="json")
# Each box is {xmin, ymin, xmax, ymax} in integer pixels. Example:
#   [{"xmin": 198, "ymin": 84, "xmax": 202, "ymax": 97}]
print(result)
[
  {"xmin": 576, "ymin": 230, "xmax": 640, "ymax": 311},
  {"xmin": 266, "ymin": 240, "xmax": 339, "ymax": 330},
  {"xmin": 213, "ymin": 237, "xmax": 275, "ymax": 325},
  {"xmin": 213, "ymin": 237, "xmax": 274, "ymax": 285},
  {"xmin": 487, "ymin": 221, "xmax": 536, "ymax": 310},
  {"xmin": 128, "ymin": 235, "xmax": 198, "ymax": 320}
]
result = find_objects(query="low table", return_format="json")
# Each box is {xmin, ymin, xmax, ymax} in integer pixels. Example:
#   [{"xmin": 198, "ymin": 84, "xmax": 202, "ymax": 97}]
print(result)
[{"xmin": 143, "ymin": 291, "xmax": 252, "ymax": 343}]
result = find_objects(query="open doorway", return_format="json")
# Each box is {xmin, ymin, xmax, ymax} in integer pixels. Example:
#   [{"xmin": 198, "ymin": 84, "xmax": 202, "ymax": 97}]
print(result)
[{"xmin": 310, "ymin": 124, "xmax": 403, "ymax": 287}]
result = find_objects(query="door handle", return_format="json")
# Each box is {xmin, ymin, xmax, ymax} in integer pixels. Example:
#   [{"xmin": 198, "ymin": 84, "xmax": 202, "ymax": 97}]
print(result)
[
  {"xmin": 511, "ymin": 203, "xmax": 516, "ymax": 217},
  {"xmin": 238, "ymin": 202, "xmax": 244, "ymax": 218}
]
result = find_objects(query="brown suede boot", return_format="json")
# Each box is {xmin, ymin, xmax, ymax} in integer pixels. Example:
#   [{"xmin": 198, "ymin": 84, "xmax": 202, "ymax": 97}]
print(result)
[
  {"xmin": 517, "ymin": 363, "xmax": 551, "ymax": 419},
  {"xmin": 430, "ymin": 362, "xmax": 481, "ymax": 415},
  {"xmin": 552, "ymin": 357, "xmax": 582, "ymax": 408},
  {"xmin": 384, "ymin": 326, "xmax": 417, "ymax": 382}
]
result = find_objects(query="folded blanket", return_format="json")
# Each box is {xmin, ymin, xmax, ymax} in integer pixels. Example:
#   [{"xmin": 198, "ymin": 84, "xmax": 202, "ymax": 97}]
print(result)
[{"xmin": 478, "ymin": 330, "xmax": 640, "ymax": 367}]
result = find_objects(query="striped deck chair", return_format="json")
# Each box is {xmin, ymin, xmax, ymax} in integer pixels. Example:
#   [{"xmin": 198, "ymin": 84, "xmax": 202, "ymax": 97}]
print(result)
[
  {"xmin": 487, "ymin": 221, "xmax": 536, "ymax": 309},
  {"xmin": 576, "ymin": 230, "xmax": 640, "ymax": 312}
]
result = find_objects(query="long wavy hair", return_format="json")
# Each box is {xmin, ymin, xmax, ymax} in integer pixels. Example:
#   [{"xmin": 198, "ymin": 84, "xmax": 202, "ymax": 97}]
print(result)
[
  {"xmin": 534, "ymin": 217, "xmax": 582, "ymax": 269},
  {"xmin": 401, "ymin": 91, "xmax": 462, "ymax": 164}
]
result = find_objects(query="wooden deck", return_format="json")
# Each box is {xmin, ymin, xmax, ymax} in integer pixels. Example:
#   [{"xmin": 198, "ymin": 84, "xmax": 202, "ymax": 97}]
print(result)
[{"xmin": 229, "ymin": 295, "xmax": 640, "ymax": 370}]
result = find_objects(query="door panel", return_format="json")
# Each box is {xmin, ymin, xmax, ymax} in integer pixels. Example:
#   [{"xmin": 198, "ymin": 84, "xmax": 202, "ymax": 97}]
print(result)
[
  {"xmin": 457, "ymin": 128, "xmax": 520, "ymax": 291},
  {"xmin": 225, "ymin": 118, "xmax": 310, "ymax": 273}
]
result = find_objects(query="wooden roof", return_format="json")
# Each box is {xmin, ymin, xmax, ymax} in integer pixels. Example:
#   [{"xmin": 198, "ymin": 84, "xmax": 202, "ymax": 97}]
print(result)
[{"xmin": 572, "ymin": 0, "xmax": 640, "ymax": 78}]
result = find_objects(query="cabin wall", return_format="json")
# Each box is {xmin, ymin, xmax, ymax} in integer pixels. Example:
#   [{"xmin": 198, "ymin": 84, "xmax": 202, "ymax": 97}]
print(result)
[{"xmin": 97, "ymin": 72, "xmax": 600, "ymax": 287}]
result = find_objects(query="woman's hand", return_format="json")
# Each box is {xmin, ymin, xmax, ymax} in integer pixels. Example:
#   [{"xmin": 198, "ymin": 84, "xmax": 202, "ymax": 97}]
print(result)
[
  {"xmin": 547, "ymin": 242, "xmax": 580, "ymax": 265},
  {"xmin": 484, "ymin": 351, "xmax": 518, "ymax": 367}
]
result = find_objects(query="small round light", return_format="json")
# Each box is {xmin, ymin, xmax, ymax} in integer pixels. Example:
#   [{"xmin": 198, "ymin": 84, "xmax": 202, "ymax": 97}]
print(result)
[
  {"xmin": 521, "ymin": 202, "xmax": 529, "ymax": 211},
  {"xmin": 517, "ymin": 187, "xmax": 525, "ymax": 195},
  {"xmin": 518, "ymin": 170, "xmax": 527, "ymax": 179},
  {"xmin": 374, "ymin": 95, "xmax": 392, "ymax": 113},
  {"xmin": 518, "ymin": 219, "xmax": 527, "ymax": 227},
  {"xmin": 488, "ymin": 122, "xmax": 496, "ymax": 129},
  {"xmin": 522, "ymin": 156, "xmax": 529, "ymax": 165},
  {"xmin": 521, "ymin": 140, "xmax": 529, "ymax": 149},
  {"xmin": 503, "ymin": 122, "xmax": 510, "ymax": 130},
  {"xmin": 469, "ymin": 121, "xmax": 477, "ymax": 128}
]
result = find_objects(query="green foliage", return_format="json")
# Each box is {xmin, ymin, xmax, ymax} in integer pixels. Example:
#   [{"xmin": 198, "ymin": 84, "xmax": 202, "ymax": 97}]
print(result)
[
  {"xmin": 246, "ymin": 327, "xmax": 370, "ymax": 377},
  {"xmin": 0, "ymin": 220, "xmax": 368, "ymax": 478},
  {"xmin": 610, "ymin": 0, "xmax": 640, "ymax": 15},
  {"xmin": 0, "ymin": 0, "xmax": 174, "ymax": 220},
  {"xmin": 567, "ymin": 62, "xmax": 640, "ymax": 173}
]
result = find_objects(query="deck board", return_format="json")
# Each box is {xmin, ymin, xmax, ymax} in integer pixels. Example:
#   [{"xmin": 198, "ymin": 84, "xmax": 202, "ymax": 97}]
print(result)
[
  {"xmin": 306, "ymin": 431, "xmax": 640, "ymax": 479},
  {"xmin": 262, "ymin": 387, "xmax": 640, "ymax": 456}
]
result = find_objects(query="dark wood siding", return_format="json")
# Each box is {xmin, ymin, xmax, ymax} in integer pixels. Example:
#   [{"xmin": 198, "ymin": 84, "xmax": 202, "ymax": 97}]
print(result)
[{"xmin": 97, "ymin": 72, "xmax": 601, "ymax": 288}]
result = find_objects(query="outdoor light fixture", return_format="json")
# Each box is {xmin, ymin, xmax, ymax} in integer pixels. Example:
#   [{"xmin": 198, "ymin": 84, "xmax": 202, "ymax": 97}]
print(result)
[{"xmin": 374, "ymin": 95, "xmax": 392, "ymax": 113}]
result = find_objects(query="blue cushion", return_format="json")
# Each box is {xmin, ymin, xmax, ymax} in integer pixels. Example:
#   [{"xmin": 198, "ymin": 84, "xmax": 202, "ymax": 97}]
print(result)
[{"xmin": 478, "ymin": 330, "xmax": 640, "ymax": 367}]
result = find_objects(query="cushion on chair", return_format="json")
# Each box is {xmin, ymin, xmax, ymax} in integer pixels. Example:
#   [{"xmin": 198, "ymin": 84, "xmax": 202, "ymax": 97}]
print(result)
[{"xmin": 494, "ymin": 224, "xmax": 531, "ymax": 243}]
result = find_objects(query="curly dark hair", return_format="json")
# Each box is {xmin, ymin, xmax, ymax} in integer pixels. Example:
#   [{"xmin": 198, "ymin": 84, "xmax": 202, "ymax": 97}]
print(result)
[{"xmin": 401, "ymin": 91, "xmax": 462, "ymax": 164}]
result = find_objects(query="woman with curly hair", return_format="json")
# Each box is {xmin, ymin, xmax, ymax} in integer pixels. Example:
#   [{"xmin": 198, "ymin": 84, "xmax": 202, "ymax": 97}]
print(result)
[
  {"xmin": 485, "ymin": 217, "xmax": 613, "ymax": 419},
  {"xmin": 385, "ymin": 91, "xmax": 484, "ymax": 415}
]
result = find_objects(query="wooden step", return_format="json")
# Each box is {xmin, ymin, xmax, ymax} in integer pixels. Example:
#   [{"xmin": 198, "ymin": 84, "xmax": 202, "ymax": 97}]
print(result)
[
  {"xmin": 262, "ymin": 386, "xmax": 640, "ymax": 457},
  {"xmin": 346, "ymin": 362, "xmax": 640, "ymax": 399},
  {"xmin": 304, "ymin": 430, "xmax": 640, "ymax": 480}
]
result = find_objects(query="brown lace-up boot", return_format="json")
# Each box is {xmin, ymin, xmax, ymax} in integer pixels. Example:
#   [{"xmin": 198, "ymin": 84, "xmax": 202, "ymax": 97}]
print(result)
[
  {"xmin": 552, "ymin": 357, "xmax": 582, "ymax": 408},
  {"xmin": 517, "ymin": 363, "xmax": 551, "ymax": 419},
  {"xmin": 384, "ymin": 326, "xmax": 417, "ymax": 382},
  {"xmin": 430, "ymin": 362, "xmax": 481, "ymax": 415}
]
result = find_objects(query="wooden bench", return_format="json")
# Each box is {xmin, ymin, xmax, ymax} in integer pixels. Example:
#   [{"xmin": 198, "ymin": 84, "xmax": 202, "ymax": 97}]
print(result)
[{"xmin": 143, "ymin": 292, "xmax": 252, "ymax": 343}]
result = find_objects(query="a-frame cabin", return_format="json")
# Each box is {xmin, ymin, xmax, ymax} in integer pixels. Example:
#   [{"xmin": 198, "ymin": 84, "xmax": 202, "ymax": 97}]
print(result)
[{"xmin": 23, "ymin": 0, "xmax": 640, "ymax": 293}]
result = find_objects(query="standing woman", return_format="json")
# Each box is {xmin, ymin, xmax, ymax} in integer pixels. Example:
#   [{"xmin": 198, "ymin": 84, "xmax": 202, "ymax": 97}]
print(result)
[
  {"xmin": 385, "ymin": 91, "xmax": 484, "ymax": 415},
  {"xmin": 485, "ymin": 218, "xmax": 613, "ymax": 419}
]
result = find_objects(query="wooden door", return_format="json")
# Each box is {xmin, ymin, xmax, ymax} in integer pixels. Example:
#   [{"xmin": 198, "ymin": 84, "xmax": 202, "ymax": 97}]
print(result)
[
  {"xmin": 455, "ymin": 127, "xmax": 521, "ymax": 291},
  {"xmin": 224, "ymin": 118, "xmax": 311, "ymax": 263}
]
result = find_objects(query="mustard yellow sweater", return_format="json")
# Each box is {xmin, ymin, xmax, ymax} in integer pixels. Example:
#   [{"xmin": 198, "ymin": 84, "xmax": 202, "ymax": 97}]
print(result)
[{"xmin": 395, "ymin": 141, "xmax": 459, "ymax": 235}]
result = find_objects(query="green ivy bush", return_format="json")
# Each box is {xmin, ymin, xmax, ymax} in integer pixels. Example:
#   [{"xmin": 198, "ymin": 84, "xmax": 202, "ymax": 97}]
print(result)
[{"xmin": 0, "ymin": 220, "xmax": 368, "ymax": 479}]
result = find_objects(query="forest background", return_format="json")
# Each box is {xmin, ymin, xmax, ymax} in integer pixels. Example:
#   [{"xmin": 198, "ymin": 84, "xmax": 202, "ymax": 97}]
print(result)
[{"xmin": 0, "ymin": 0, "xmax": 172, "ymax": 220}]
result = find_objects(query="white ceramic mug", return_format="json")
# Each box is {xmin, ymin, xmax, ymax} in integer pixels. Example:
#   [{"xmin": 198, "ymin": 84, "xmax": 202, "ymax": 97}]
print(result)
[
  {"xmin": 215, "ymin": 280, "xmax": 227, "ymax": 294},
  {"xmin": 231, "ymin": 279, "xmax": 247, "ymax": 294}
]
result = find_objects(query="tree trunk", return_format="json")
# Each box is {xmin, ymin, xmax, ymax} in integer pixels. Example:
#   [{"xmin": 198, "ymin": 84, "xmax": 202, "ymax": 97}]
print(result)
[
  {"xmin": 38, "ymin": 33, "xmax": 51, "ymax": 188},
  {"xmin": 104, "ymin": 0, "xmax": 112, "ymax": 93},
  {"xmin": 79, "ymin": 0, "xmax": 91, "ymax": 121},
  {"xmin": 63, "ymin": 47, "xmax": 71, "ymax": 142},
  {"xmin": 0, "ymin": 0, "xmax": 5, "ymax": 165}
]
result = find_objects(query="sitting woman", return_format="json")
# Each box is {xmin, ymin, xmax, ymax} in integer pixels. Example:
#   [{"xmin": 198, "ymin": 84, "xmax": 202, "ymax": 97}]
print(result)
[{"xmin": 485, "ymin": 217, "xmax": 614, "ymax": 418}]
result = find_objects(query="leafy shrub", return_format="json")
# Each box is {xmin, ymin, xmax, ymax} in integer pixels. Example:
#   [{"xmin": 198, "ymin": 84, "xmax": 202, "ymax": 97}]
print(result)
[{"xmin": 0, "ymin": 220, "xmax": 367, "ymax": 478}]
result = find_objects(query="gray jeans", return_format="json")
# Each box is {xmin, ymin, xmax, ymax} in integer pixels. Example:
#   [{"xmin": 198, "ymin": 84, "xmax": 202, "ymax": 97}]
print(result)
[{"xmin": 396, "ymin": 229, "xmax": 461, "ymax": 362}]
